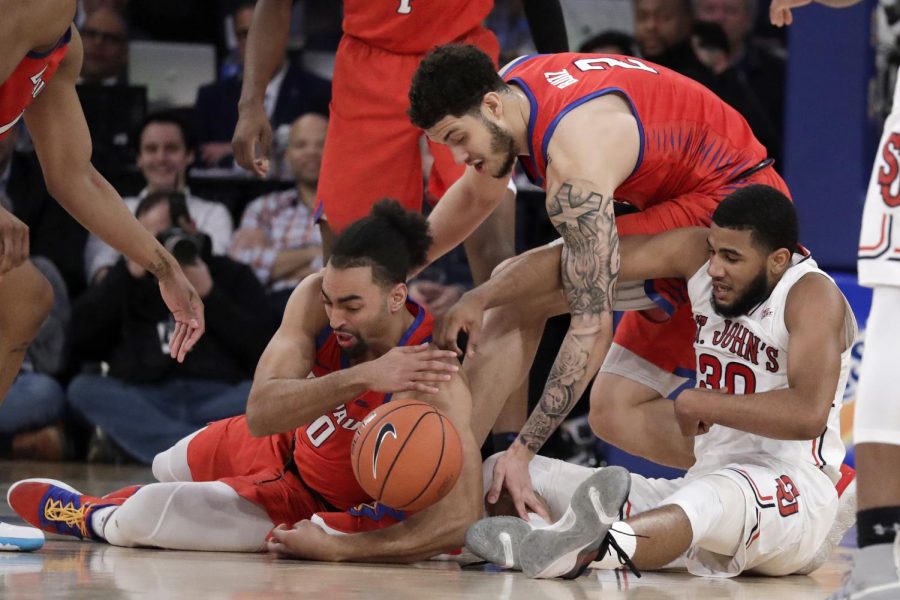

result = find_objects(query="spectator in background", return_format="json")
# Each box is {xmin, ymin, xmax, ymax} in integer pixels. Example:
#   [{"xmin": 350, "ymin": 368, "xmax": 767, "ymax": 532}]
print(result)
[
  {"xmin": 78, "ymin": 8, "xmax": 129, "ymax": 86},
  {"xmin": 85, "ymin": 111, "xmax": 234, "ymax": 285},
  {"xmin": 77, "ymin": 0, "xmax": 129, "ymax": 27},
  {"xmin": 578, "ymin": 30, "xmax": 637, "ymax": 55},
  {"xmin": 68, "ymin": 192, "xmax": 273, "ymax": 465},
  {"xmin": 229, "ymin": 113, "xmax": 325, "ymax": 320},
  {"xmin": 694, "ymin": 0, "xmax": 786, "ymax": 137},
  {"xmin": 632, "ymin": 0, "xmax": 781, "ymax": 166},
  {"xmin": 193, "ymin": 1, "xmax": 331, "ymax": 168},
  {"xmin": 0, "ymin": 257, "xmax": 71, "ymax": 461}
]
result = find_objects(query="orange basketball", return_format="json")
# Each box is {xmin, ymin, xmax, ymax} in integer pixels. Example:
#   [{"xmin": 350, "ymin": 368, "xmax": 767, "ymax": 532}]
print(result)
[{"xmin": 351, "ymin": 399, "xmax": 463, "ymax": 512}]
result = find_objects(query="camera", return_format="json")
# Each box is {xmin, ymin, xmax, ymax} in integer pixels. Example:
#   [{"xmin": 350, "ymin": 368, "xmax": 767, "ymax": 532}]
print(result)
[{"xmin": 157, "ymin": 227, "xmax": 212, "ymax": 266}]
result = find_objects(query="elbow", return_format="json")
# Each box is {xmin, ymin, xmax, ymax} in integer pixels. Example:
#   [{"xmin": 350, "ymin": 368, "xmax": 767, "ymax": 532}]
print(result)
[
  {"xmin": 244, "ymin": 391, "xmax": 270, "ymax": 437},
  {"xmin": 795, "ymin": 410, "xmax": 830, "ymax": 441}
]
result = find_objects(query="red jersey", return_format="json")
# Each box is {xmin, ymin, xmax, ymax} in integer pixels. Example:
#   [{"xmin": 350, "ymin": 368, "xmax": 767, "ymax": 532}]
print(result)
[
  {"xmin": 0, "ymin": 28, "xmax": 71, "ymax": 140},
  {"xmin": 502, "ymin": 53, "xmax": 769, "ymax": 210},
  {"xmin": 293, "ymin": 300, "xmax": 433, "ymax": 509},
  {"xmin": 342, "ymin": 0, "xmax": 492, "ymax": 54}
]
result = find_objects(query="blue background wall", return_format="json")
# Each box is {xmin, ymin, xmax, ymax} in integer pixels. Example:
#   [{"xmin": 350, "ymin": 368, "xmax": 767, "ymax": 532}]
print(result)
[{"xmin": 783, "ymin": 0, "xmax": 880, "ymax": 270}]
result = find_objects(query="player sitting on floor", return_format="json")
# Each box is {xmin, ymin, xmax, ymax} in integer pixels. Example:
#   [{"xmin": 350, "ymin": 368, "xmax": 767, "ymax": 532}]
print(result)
[
  {"xmin": 461, "ymin": 185, "xmax": 857, "ymax": 578},
  {"xmin": 7, "ymin": 201, "xmax": 485, "ymax": 561}
]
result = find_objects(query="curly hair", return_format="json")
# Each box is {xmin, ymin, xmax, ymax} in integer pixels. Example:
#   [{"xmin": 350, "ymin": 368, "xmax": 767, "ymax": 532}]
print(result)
[
  {"xmin": 408, "ymin": 44, "xmax": 508, "ymax": 130},
  {"xmin": 330, "ymin": 200, "xmax": 433, "ymax": 286},
  {"xmin": 712, "ymin": 185, "xmax": 798, "ymax": 253}
]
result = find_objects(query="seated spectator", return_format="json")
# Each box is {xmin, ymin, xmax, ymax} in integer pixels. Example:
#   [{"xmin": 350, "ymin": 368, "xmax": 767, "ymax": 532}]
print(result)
[
  {"xmin": 78, "ymin": 7, "xmax": 129, "ymax": 86},
  {"xmin": 0, "ymin": 258, "xmax": 71, "ymax": 461},
  {"xmin": 578, "ymin": 30, "xmax": 637, "ymax": 55},
  {"xmin": 84, "ymin": 111, "xmax": 234, "ymax": 284},
  {"xmin": 632, "ymin": 0, "xmax": 780, "ymax": 165},
  {"xmin": 694, "ymin": 0, "xmax": 786, "ymax": 136},
  {"xmin": 77, "ymin": 0, "xmax": 129, "ymax": 27},
  {"xmin": 193, "ymin": 1, "xmax": 332, "ymax": 168},
  {"xmin": 229, "ymin": 113, "xmax": 326, "ymax": 320},
  {"xmin": 68, "ymin": 191, "xmax": 273, "ymax": 464}
]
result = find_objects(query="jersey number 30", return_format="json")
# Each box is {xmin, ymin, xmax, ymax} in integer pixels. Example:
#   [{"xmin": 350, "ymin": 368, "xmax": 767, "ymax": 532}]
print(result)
[{"xmin": 697, "ymin": 353, "xmax": 757, "ymax": 394}]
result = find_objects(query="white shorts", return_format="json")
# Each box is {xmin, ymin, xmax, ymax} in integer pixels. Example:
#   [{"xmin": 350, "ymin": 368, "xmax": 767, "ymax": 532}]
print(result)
[
  {"xmin": 519, "ymin": 455, "xmax": 838, "ymax": 577},
  {"xmin": 858, "ymin": 69, "xmax": 900, "ymax": 287},
  {"xmin": 598, "ymin": 343, "xmax": 692, "ymax": 398}
]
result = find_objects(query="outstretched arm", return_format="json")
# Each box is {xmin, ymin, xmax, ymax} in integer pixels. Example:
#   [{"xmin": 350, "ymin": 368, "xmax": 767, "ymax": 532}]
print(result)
[{"xmin": 24, "ymin": 28, "xmax": 203, "ymax": 361}]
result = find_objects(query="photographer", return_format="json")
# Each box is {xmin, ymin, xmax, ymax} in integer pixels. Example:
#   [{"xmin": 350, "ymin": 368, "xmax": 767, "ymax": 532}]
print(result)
[{"xmin": 67, "ymin": 192, "xmax": 274, "ymax": 464}]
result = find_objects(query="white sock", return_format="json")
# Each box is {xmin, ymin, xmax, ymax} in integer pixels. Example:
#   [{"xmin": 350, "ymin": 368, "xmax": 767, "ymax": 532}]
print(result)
[
  {"xmin": 90, "ymin": 506, "xmax": 118, "ymax": 540},
  {"xmin": 590, "ymin": 521, "xmax": 638, "ymax": 570}
]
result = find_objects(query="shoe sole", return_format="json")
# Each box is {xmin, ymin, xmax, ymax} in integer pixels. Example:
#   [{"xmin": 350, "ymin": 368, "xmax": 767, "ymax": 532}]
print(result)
[
  {"xmin": 520, "ymin": 466, "xmax": 631, "ymax": 579},
  {"xmin": 0, "ymin": 522, "xmax": 45, "ymax": 552},
  {"xmin": 465, "ymin": 516, "xmax": 532, "ymax": 569}
]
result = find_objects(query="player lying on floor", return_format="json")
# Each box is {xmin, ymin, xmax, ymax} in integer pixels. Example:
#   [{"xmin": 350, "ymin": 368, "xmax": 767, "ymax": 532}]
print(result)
[
  {"xmin": 7, "ymin": 201, "xmax": 486, "ymax": 561},
  {"xmin": 460, "ymin": 185, "xmax": 858, "ymax": 578}
]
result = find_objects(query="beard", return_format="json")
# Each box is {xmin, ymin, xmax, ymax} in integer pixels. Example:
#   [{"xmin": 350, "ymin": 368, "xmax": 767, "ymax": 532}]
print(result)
[
  {"xmin": 712, "ymin": 270, "xmax": 773, "ymax": 318},
  {"xmin": 337, "ymin": 329, "xmax": 369, "ymax": 359},
  {"xmin": 483, "ymin": 117, "xmax": 518, "ymax": 179}
]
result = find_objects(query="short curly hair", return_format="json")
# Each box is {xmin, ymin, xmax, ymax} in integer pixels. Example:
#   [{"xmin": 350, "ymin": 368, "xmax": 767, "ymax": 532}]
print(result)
[{"xmin": 408, "ymin": 44, "xmax": 508, "ymax": 130}]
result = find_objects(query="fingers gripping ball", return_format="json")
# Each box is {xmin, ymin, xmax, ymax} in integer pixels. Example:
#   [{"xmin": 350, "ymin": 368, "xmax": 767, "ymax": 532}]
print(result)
[{"xmin": 351, "ymin": 399, "xmax": 463, "ymax": 512}]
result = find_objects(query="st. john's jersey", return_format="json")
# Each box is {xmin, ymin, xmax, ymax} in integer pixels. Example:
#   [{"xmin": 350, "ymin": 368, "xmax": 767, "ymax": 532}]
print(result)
[
  {"xmin": 342, "ymin": 0, "xmax": 492, "ymax": 54},
  {"xmin": 687, "ymin": 253, "xmax": 857, "ymax": 484},
  {"xmin": 0, "ymin": 28, "xmax": 71, "ymax": 140},
  {"xmin": 501, "ymin": 53, "xmax": 772, "ymax": 211},
  {"xmin": 293, "ymin": 299, "xmax": 434, "ymax": 509}
]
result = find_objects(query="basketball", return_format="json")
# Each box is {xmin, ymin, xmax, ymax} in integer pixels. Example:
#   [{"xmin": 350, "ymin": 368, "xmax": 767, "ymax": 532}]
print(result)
[{"xmin": 351, "ymin": 399, "xmax": 463, "ymax": 512}]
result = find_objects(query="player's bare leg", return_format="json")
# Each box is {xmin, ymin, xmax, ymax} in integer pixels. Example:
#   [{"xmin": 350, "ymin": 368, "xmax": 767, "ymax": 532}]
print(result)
[
  {"xmin": 0, "ymin": 262, "xmax": 54, "ymax": 551},
  {"xmin": 465, "ymin": 290, "xmax": 568, "ymax": 445},
  {"xmin": 462, "ymin": 186, "xmax": 529, "ymax": 449},
  {"xmin": 589, "ymin": 374, "xmax": 695, "ymax": 469},
  {"xmin": 0, "ymin": 261, "xmax": 53, "ymax": 404}
]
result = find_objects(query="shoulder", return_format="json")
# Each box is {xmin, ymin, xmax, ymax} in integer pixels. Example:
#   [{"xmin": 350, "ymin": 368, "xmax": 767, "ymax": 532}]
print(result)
[{"xmin": 784, "ymin": 272, "xmax": 845, "ymax": 332}]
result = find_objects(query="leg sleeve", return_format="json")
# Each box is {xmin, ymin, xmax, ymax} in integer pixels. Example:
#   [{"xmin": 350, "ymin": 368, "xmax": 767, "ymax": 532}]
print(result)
[{"xmin": 102, "ymin": 481, "xmax": 273, "ymax": 552}]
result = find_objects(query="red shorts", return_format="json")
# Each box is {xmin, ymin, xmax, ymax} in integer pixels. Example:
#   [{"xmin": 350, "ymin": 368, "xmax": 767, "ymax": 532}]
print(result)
[
  {"xmin": 317, "ymin": 27, "xmax": 500, "ymax": 233},
  {"xmin": 613, "ymin": 167, "xmax": 791, "ymax": 377},
  {"xmin": 186, "ymin": 416, "xmax": 325, "ymax": 527}
]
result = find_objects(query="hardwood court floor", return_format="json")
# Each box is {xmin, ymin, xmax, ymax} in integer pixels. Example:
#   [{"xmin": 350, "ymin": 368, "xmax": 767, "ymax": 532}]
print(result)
[{"xmin": 0, "ymin": 460, "xmax": 850, "ymax": 599}]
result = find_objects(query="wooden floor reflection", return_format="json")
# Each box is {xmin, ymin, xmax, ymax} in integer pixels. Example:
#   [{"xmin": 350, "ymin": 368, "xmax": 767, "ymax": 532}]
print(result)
[{"xmin": 1, "ymin": 460, "xmax": 850, "ymax": 599}]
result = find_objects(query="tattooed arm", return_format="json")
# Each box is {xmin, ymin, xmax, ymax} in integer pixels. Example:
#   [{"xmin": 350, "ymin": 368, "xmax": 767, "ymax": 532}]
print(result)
[
  {"xmin": 484, "ymin": 96, "xmax": 640, "ymax": 519},
  {"xmin": 517, "ymin": 181, "xmax": 619, "ymax": 452}
]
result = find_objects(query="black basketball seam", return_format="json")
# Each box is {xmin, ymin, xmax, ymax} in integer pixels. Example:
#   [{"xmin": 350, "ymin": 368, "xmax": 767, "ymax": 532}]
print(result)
[
  {"xmin": 353, "ymin": 400, "xmax": 425, "ymax": 486},
  {"xmin": 398, "ymin": 413, "xmax": 448, "ymax": 511},
  {"xmin": 378, "ymin": 410, "xmax": 439, "ymax": 501}
]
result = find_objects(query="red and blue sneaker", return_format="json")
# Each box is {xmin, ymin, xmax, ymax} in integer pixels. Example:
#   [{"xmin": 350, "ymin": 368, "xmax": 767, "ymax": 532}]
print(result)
[{"xmin": 7, "ymin": 478, "xmax": 124, "ymax": 541}]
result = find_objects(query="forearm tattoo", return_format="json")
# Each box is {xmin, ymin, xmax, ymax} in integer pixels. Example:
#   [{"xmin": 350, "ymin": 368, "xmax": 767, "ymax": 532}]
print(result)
[
  {"xmin": 147, "ymin": 248, "xmax": 174, "ymax": 280},
  {"xmin": 518, "ymin": 181, "xmax": 619, "ymax": 453}
]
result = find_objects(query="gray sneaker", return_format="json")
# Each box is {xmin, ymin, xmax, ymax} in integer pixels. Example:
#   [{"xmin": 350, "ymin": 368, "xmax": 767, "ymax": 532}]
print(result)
[
  {"xmin": 519, "ymin": 466, "xmax": 631, "ymax": 579},
  {"xmin": 829, "ymin": 533, "xmax": 900, "ymax": 599},
  {"xmin": 464, "ymin": 516, "xmax": 532, "ymax": 569}
]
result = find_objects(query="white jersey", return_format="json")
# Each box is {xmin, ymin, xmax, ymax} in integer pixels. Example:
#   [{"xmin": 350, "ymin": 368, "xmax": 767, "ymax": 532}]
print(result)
[
  {"xmin": 859, "ymin": 67, "xmax": 900, "ymax": 287},
  {"xmin": 688, "ymin": 253, "xmax": 858, "ymax": 483}
]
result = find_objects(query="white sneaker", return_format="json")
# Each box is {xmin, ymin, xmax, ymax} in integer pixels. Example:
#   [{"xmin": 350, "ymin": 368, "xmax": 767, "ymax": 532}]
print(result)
[
  {"xmin": 829, "ymin": 533, "xmax": 900, "ymax": 599},
  {"xmin": 0, "ymin": 522, "xmax": 45, "ymax": 552}
]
